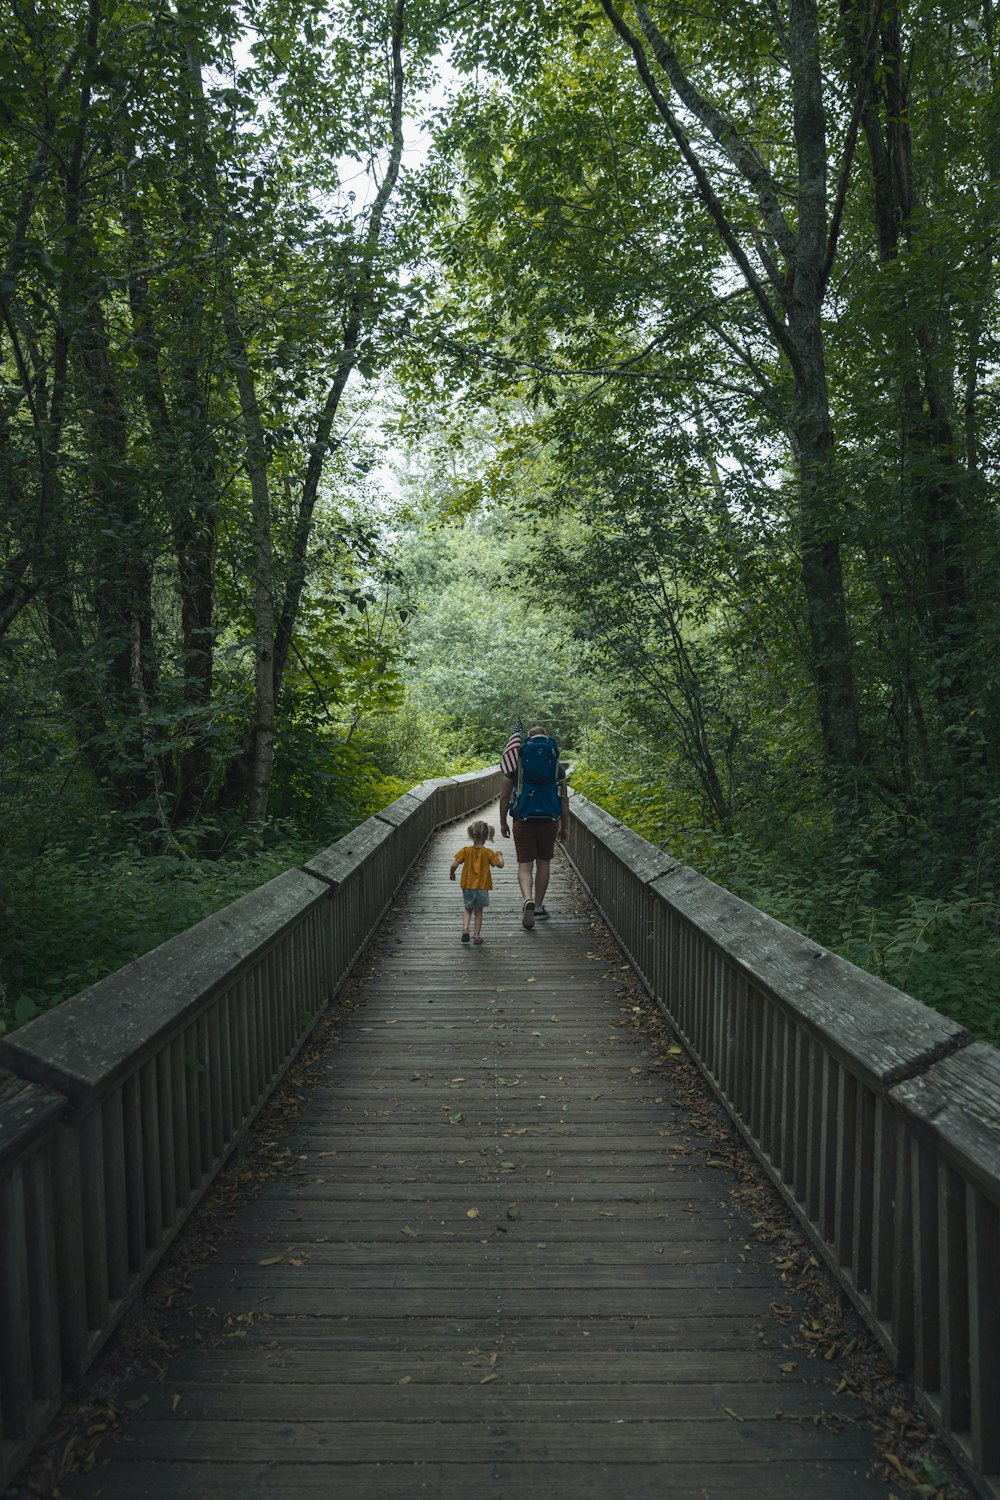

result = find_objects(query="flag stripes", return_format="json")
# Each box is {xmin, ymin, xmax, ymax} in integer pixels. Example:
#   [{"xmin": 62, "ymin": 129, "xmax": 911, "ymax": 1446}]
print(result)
[{"xmin": 500, "ymin": 717, "xmax": 522, "ymax": 777}]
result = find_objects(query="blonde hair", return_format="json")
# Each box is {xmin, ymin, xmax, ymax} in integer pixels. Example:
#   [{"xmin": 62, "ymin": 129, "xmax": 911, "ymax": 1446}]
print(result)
[
  {"xmin": 468, "ymin": 820, "xmax": 495, "ymax": 843},
  {"xmin": 526, "ymin": 725, "xmax": 547, "ymax": 738}
]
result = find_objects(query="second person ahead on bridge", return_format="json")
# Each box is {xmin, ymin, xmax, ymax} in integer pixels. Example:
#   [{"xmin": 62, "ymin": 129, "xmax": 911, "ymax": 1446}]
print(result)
[{"xmin": 499, "ymin": 721, "xmax": 570, "ymax": 929}]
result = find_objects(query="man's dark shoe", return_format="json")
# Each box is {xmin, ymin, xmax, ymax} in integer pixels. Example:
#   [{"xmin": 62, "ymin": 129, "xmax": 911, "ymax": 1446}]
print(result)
[
  {"xmin": 521, "ymin": 900, "xmax": 536, "ymax": 929},
  {"xmin": 534, "ymin": 905, "xmax": 550, "ymax": 919}
]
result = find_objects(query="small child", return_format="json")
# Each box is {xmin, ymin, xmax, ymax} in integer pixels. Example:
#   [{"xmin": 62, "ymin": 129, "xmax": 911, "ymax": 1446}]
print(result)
[{"xmin": 450, "ymin": 820, "xmax": 504, "ymax": 945}]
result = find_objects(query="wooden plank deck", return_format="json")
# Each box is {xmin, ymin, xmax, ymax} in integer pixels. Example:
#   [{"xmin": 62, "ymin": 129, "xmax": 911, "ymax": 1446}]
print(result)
[{"xmin": 59, "ymin": 816, "xmax": 891, "ymax": 1499}]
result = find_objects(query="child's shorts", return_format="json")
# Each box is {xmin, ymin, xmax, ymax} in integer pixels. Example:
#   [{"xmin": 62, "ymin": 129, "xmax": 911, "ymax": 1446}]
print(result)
[{"xmin": 462, "ymin": 889, "xmax": 490, "ymax": 910}]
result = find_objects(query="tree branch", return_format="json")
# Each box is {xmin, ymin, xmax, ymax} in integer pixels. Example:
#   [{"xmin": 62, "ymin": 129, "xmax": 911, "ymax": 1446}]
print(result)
[
  {"xmin": 633, "ymin": 2, "xmax": 797, "ymax": 264},
  {"xmin": 599, "ymin": 0, "xmax": 799, "ymax": 370},
  {"xmin": 274, "ymin": 0, "xmax": 409, "ymax": 700},
  {"xmin": 822, "ymin": 0, "xmax": 886, "ymax": 290}
]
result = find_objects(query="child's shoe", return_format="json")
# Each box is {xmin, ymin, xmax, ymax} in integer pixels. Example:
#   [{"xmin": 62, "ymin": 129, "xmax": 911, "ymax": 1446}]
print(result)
[
  {"xmin": 461, "ymin": 931, "xmax": 470, "ymax": 942},
  {"xmin": 473, "ymin": 936, "xmax": 484, "ymax": 945}
]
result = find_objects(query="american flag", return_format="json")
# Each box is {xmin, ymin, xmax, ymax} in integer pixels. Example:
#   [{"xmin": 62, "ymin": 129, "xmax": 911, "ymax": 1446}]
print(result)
[{"xmin": 500, "ymin": 717, "xmax": 522, "ymax": 777}]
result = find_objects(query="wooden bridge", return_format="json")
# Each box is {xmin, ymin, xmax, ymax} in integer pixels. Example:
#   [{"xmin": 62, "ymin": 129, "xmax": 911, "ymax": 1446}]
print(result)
[{"xmin": 1, "ymin": 770, "xmax": 998, "ymax": 1498}]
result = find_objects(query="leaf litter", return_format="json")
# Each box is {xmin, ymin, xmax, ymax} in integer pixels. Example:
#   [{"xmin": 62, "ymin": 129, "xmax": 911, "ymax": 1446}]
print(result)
[{"xmin": 605, "ymin": 914, "xmax": 974, "ymax": 1500}]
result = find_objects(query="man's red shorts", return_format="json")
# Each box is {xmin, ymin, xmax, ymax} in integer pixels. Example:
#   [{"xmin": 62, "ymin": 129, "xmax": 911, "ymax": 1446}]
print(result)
[{"xmin": 512, "ymin": 818, "xmax": 558, "ymax": 863}]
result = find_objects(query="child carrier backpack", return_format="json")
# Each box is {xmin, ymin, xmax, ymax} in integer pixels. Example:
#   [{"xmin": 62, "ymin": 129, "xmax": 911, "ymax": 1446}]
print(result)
[{"xmin": 513, "ymin": 735, "xmax": 561, "ymax": 821}]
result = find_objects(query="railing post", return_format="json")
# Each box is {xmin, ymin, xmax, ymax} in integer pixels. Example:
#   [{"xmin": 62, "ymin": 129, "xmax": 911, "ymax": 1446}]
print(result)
[
  {"xmin": 891, "ymin": 1044, "xmax": 1000, "ymax": 1484},
  {"xmin": 0, "ymin": 1073, "xmax": 65, "ymax": 1470}
]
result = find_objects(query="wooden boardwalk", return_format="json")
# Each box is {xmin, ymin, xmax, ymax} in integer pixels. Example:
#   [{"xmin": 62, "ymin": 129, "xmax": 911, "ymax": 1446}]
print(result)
[{"xmin": 60, "ymin": 816, "xmax": 891, "ymax": 1499}]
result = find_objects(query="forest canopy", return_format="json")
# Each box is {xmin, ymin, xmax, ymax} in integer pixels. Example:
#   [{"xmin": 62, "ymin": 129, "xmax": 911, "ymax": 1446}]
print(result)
[{"xmin": 2, "ymin": 0, "xmax": 999, "ymax": 1043}]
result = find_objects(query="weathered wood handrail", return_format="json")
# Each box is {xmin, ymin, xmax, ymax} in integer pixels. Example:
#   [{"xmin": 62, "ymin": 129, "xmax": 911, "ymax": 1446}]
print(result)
[
  {"xmin": 564, "ymin": 790, "xmax": 999, "ymax": 1499},
  {"xmin": 0, "ymin": 768, "xmax": 500, "ymax": 1491}
]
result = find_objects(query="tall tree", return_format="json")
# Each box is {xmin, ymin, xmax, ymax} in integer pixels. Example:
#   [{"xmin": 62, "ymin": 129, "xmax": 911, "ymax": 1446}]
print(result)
[
  {"xmin": 1, "ymin": 0, "xmax": 431, "ymax": 834},
  {"xmin": 408, "ymin": 0, "xmax": 1000, "ymax": 831}
]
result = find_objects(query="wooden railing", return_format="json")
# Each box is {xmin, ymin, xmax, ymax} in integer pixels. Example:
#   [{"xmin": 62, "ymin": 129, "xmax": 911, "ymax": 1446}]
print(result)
[
  {"xmin": 4, "ymin": 772, "xmax": 996, "ymax": 1496},
  {"xmin": 0, "ymin": 768, "xmax": 500, "ymax": 1491},
  {"xmin": 565, "ymin": 790, "xmax": 999, "ymax": 1500}
]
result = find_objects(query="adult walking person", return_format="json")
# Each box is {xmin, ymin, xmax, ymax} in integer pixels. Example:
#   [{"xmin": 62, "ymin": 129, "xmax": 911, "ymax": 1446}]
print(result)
[{"xmin": 499, "ymin": 723, "xmax": 569, "ymax": 928}]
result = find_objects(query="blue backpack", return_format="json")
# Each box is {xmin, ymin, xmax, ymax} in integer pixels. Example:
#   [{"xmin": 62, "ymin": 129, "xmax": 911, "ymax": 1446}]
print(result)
[{"xmin": 513, "ymin": 735, "xmax": 561, "ymax": 821}]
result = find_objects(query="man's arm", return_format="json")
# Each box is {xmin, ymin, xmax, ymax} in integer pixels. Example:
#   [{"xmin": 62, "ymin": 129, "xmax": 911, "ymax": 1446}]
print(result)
[
  {"xmin": 499, "ymin": 775, "xmax": 514, "ymax": 838},
  {"xmin": 557, "ymin": 772, "xmax": 569, "ymax": 843}
]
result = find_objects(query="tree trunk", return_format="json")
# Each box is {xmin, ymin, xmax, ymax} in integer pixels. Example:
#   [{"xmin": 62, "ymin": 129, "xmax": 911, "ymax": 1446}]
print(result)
[
  {"xmin": 844, "ymin": 0, "xmax": 978, "ymax": 732},
  {"xmin": 272, "ymin": 0, "xmax": 407, "ymax": 704},
  {"xmin": 120, "ymin": 159, "xmax": 218, "ymax": 818},
  {"xmin": 787, "ymin": 0, "xmax": 863, "ymax": 789},
  {"xmin": 602, "ymin": 0, "xmax": 865, "ymax": 806},
  {"xmin": 218, "ymin": 265, "xmax": 275, "ymax": 833},
  {"xmin": 185, "ymin": 45, "xmax": 275, "ymax": 833}
]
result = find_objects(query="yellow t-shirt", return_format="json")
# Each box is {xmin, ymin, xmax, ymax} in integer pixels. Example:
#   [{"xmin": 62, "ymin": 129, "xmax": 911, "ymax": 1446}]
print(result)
[{"xmin": 453, "ymin": 845, "xmax": 502, "ymax": 890}]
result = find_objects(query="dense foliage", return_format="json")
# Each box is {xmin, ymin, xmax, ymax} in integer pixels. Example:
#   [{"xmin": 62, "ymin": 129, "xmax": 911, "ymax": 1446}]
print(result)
[
  {"xmin": 390, "ymin": 0, "xmax": 1000, "ymax": 1038},
  {"xmin": 3, "ymin": 0, "xmax": 999, "ymax": 1043}
]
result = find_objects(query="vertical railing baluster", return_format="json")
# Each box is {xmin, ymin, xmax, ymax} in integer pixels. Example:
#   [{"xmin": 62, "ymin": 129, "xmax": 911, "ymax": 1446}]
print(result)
[
  {"xmin": 911, "ymin": 1135, "xmax": 940, "ymax": 1394},
  {"xmin": 0, "ymin": 1162, "xmax": 30, "ymax": 1438},
  {"xmin": 23, "ymin": 1142, "xmax": 61, "ymax": 1403},
  {"xmin": 968, "ymin": 1190, "xmax": 999, "ymax": 1474},
  {"xmin": 101, "ymin": 1091, "xmax": 129, "ymax": 1301}
]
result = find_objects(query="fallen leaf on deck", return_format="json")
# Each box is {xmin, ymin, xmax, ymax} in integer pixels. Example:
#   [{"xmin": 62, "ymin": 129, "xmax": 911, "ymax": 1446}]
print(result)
[
  {"xmin": 724, "ymin": 1407, "xmax": 744, "ymax": 1422},
  {"xmin": 467, "ymin": 1208, "xmax": 480, "ymax": 1219},
  {"xmin": 399, "ymin": 1376, "xmax": 412, "ymax": 1385},
  {"xmin": 258, "ymin": 1255, "xmax": 284, "ymax": 1266},
  {"xmin": 402, "ymin": 1225, "xmax": 419, "ymax": 1237},
  {"xmin": 448, "ymin": 1112, "xmax": 464, "ymax": 1124},
  {"xmin": 171, "ymin": 1394, "xmax": 181, "ymax": 1413},
  {"xmin": 480, "ymin": 1373, "xmax": 498, "ymax": 1384}
]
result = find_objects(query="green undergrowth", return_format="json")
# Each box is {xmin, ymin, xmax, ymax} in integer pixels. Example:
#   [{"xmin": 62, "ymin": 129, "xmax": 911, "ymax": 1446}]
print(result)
[
  {"xmin": 0, "ymin": 835, "xmax": 315, "ymax": 1035},
  {"xmin": 0, "ymin": 761, "xmax": 424, "ymax": 1037},
  {"xmin": 571, "ymin": 767, "xmax": 1000, "ymax": 1048},
  {"xmin": 0, "ymin": 695, "xmax": 496, "ymax": 1035}
]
